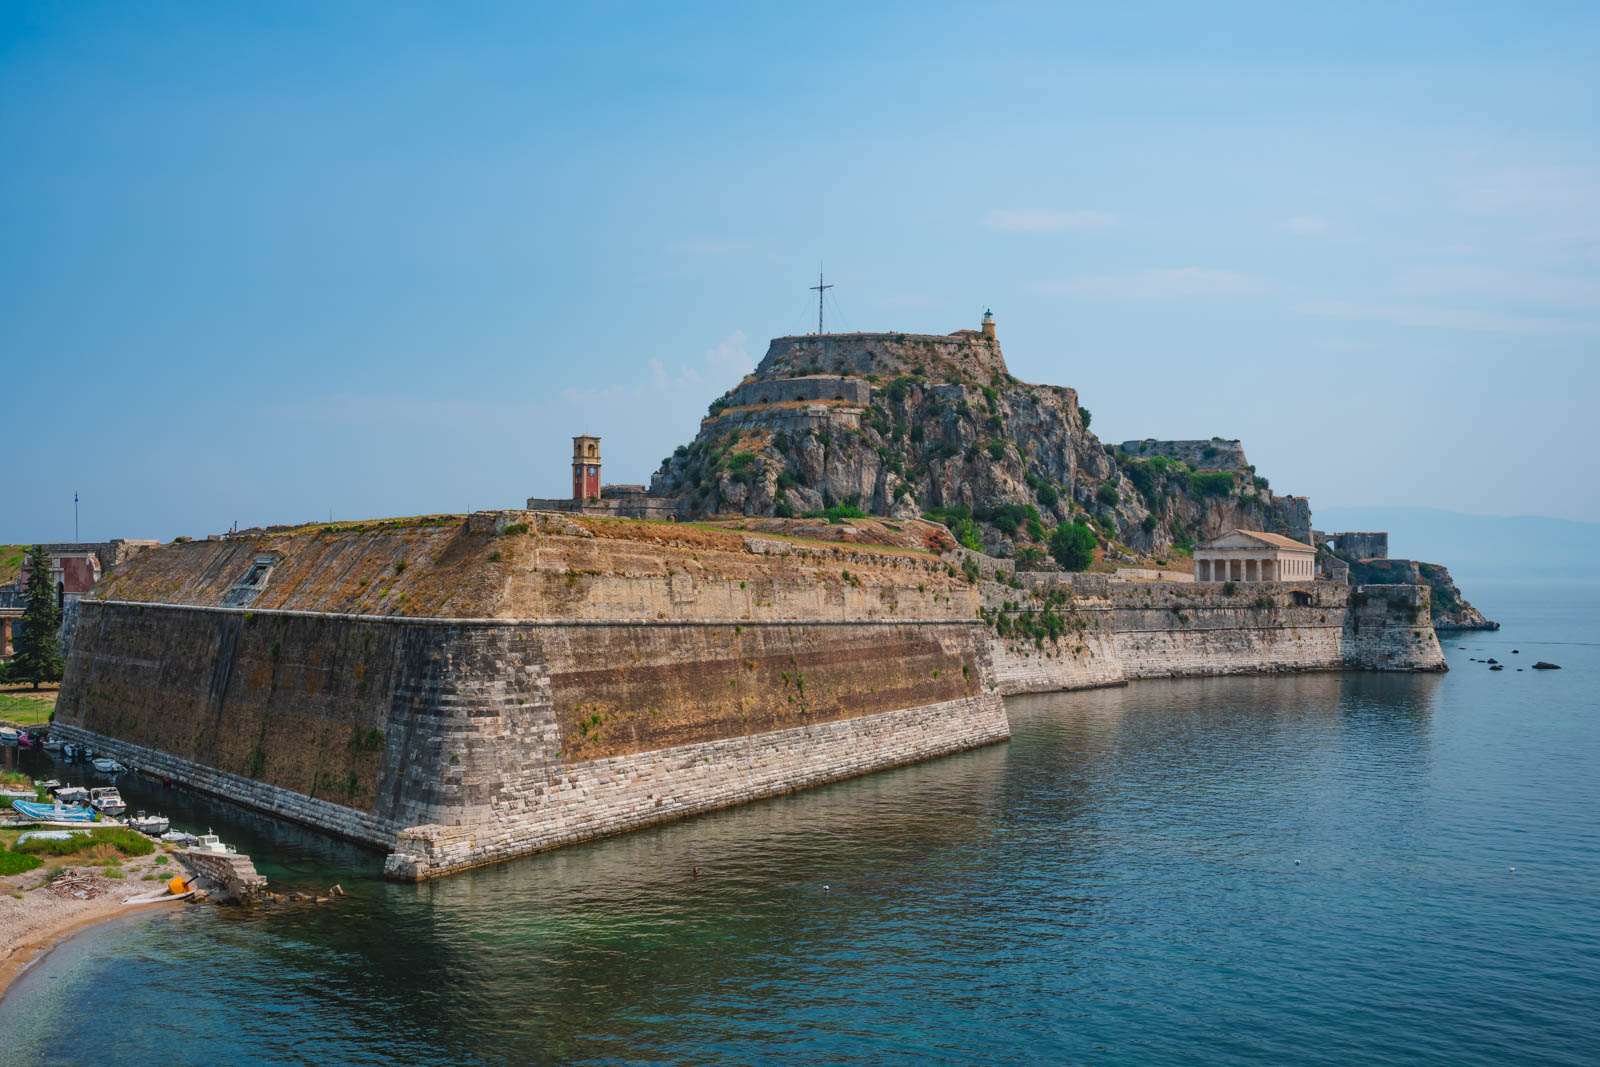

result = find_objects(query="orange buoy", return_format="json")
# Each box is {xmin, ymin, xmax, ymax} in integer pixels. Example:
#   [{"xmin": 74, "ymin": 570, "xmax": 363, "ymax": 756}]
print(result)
[{"xmin": 167, "ymin": 875, "xmax": 189, "ymax": 895}]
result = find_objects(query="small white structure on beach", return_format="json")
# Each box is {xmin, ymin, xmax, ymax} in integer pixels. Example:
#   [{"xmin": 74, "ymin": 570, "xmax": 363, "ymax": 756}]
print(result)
[{"xmin": 1194, "ymin": 529, "xmax": 1316, "ymax": 583}]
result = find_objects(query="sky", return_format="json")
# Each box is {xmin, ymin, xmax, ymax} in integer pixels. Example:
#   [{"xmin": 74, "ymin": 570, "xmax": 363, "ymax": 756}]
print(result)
[{"xmin": 3, "ymin": 1, "xmax": 1598, "ymax": 543}]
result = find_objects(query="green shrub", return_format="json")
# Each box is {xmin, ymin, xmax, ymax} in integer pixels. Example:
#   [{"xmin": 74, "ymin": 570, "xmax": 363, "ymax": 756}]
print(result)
[
  {"xmin": 1049, "ymin": 523, "xmax": 1097, "ymax": 571},
  {"xmin": 1096, "ymin": 484, "xmax": 1120, "ymax": 506},
  {"xmin": 1223, "ymin": 581, "xmax": 1238, "ymax": 595},
  {"xmin": 1078, "ymin": 406, "xmax": 1092, "ymax": 429},
  {"xmin": 1035, "ymin": 483, "xmax": 1059, "ymax": 509},
  {"xmin": 771, "ymin": 431, "xmax": 789, "ymax": 452},
  {"xmin": 0, "ymin": 850, "xmax": 42, "ymax": 876},
  {"xmin": 1141, "ymin": 514, "xmax": 1158, "ymax": 533},
  {"xmin": 1189, "ymin": 471, "xmax": 1235, "ymax": 498},
  {"xmin": 1014, "ymin": 547, "xmax": 1048, "ymax": 570},
  {"xmin": 986, "ymin": 441, "xmax": 1007, "ymax": 461},
  {"xmin": 961, "ymin": 555, "xmax": 981, "ymax": 583},
  {"xmin": 13, "ymin": 827, "xmax": 155, "ymax": 858},
  {"xmin": 500, "ymin": 522, "xmax": 529, "ymax": 536},
  {"xmin": 910, "ymin": 423, "xmax": 925, "ymax": 443}
]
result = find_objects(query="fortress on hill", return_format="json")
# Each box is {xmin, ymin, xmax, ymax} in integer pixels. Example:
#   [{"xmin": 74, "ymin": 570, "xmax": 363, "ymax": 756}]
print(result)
[{"xmin": 51, "ymin": 312, "xmax": 1451, "ymax": 880}]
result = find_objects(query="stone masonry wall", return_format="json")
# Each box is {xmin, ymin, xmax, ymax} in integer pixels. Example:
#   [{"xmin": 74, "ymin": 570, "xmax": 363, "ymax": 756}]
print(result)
[
  {"xmin": 980, "ymin": 578, "xmax": 1445, "ymax": 695},
  {"xmin": 727, "ymin": 375, "xmax": 872, "ymax": 408},
  {"xmin": 1118, "ymin": 439, "xmax": 1250, "ymax": 470},
  {"xmin": 57, "ymin": 588, "xmax": 1004, "ymax": 878}
]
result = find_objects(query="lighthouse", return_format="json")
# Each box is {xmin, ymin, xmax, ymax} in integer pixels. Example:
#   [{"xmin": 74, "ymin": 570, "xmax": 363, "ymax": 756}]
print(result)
[
  {"xmin": 981, "ymin": 309, "xmax": 996, "ymax": 339},
  {"xmin": 572, "ymin": 435, "xmax": 601, "ymax": 501}
]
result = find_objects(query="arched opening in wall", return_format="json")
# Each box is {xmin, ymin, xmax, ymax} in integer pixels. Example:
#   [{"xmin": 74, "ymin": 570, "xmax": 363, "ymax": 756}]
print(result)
[
  {"xmin": 1291, "ymin": 590, "xmax": 1312, "ymax": 607},
  {"xmin": 834, "ymin": 394, "xmax": 845, "ymax": 401},
  {"xmin": 56, "ymin": 582, "xmax": 64, "ymax": 612},
  {"xmin": 759, "ymin": 397, "xmax": 769, "ymax": 404}
]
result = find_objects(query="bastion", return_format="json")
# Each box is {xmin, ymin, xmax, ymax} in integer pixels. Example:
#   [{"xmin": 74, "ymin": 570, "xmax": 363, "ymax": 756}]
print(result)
[{"xmin": 52, "ymin": 512, "xmax": 1009, "ymax": 879}]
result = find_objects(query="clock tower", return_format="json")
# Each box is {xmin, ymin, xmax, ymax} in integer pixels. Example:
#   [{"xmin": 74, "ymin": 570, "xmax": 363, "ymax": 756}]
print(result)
[{"xmin": 572, "ymin": 435, "xmax": 602, "ymax": 501}]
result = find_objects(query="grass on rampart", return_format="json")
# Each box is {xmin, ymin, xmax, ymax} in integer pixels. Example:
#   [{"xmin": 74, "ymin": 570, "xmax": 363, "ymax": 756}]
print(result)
[
  {"xmin": 0, "ymin": 689, "xmax": 55, "ymax": 727},
  {"xmin": 0, "ymin": 545, "xmax": 24, "ymax": 586}
]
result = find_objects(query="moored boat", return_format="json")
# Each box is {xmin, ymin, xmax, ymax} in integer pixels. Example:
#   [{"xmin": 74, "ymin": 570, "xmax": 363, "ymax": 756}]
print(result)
[
  {"xmin": 40, "ymin": 737, "xmax": 64, "ymax": 754},
  {"xmin": 189, "ymin": 830, "xmax": 237, "ymax": 855},
  {"xmin": 160, "ymin": 830, "xmax": 199, "ymax": 846},
  {"xmin": 50, "ymin": 785, "xmax": 90, "ymax": 805},
  {"xmin": 90, "ymin": 757, "xmax": 128, "ymax": 776},
  {"xmin": 127, "ymin": 811, "xmax": 171, "ymax": 836},
  {"xmin": 88, "ymin": 786, "xmax": 127, "ymax": 816},
  {"xmin": 0, "ymin": 727, "xmax": 18, "ymax": 747}
]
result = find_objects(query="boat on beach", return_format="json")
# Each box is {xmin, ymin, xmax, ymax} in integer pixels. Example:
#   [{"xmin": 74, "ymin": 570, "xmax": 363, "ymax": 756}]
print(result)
[
  {"xmin": 11, "ymin": 798, "xmax": 100, "ymax": 822},
  {"xmin": 88, "ymin": 786, "xmax": 127, "ymax": 816},
  {"xmin": 0, "ymin": 728, "xmax": 18, "ymax": 747}
]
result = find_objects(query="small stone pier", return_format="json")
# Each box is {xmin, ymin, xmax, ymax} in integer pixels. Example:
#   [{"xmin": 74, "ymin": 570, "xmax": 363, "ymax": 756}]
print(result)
[{"xmin": 177, "ymin": 848, "xmax": 268, "ymax": 902}]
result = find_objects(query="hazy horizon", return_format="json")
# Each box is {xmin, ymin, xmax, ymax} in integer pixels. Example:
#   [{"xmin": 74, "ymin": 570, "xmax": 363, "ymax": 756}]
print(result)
[{"xmin": 4, "ymin": 3, "xmax": 1597, "ymax": 543}]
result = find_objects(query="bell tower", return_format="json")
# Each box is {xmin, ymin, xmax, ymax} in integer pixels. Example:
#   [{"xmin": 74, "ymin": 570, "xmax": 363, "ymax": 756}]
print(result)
[{"xmin": 572, "ymin": 435, "xmax": 601, "ymax": 501}]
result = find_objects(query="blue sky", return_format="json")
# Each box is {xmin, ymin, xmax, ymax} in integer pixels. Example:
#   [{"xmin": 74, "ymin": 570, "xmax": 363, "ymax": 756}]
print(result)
[{"xmin": 3, "ymin": 2, "xmax": 1597, "ymax": 543}]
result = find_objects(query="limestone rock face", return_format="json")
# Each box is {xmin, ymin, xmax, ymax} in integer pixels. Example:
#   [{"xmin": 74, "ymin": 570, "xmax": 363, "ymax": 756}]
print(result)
[
  {"xmin": 648, "ymin": 328, "xmax": 1316, "ymax": 560},
  {"xmin": 1349, "ymin": 558, "xmax": 1499, "ymax": 630}
]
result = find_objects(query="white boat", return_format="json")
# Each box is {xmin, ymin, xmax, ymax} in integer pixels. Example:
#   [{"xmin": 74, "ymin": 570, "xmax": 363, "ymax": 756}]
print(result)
[
  {"xmin": 11, "ymin": 799, "xmax": 99, "ymax": 822},
  {"xmin": 189, "ymin": 830, "xmax": 236, "ymax": 855},
  {"xmin": 15, "ymin": 828, "xmax": 91, "ymax": 845},
  {"xmin": 126, "ymin": 811, "xmax": 170, "ymax": 836},
  {"xmin": 0, "ymin": 728, "xmax": 18, "ymax": 748},
  {"xmin": 40, "ymin": 738, "xmax": 64, "ymax": 753},
  {"xmin": 88, "ymin": 786, "xmax": 127, "ymax": 816},
  {"xmin": 50, "ymin": 785, "xmax": 90, "ymax": 806},
  {"xmin": 90, "ymin": 757, "xmax": 127, "ymax": 776},
  {"xmin": 161, "ymin": 830, "xmax": 199, "ymax": 846}
]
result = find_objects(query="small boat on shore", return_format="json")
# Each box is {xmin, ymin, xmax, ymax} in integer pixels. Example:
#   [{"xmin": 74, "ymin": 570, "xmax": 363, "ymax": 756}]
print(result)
[
  {"xmin": 15, "ymin": 828, "xmax": 91, "ymax": 845},
  {"xmin": 0, "ymin": 728, "xmax": 18, "ymax": 748},
  {"xmin": 127, "ymin": 811, "xmax": 170, "ymax": 836},
  {"xmin": 12, "ymin": 798, "xmax": 99, "ymax": 822},
  {"xmin": 89, "ymin": 787, "xmax": 127, "ymax": 816}
]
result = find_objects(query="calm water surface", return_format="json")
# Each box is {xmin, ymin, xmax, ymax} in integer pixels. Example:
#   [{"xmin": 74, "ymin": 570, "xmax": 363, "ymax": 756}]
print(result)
[{"xmin": 1, "ymin": 584, "xmax": 1595, "ymax": 1064}]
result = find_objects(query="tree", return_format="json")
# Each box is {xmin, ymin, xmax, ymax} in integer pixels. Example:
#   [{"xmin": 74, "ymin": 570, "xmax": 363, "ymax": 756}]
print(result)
[
  {"xmin": 1078, "ymin": 406, "xmax": 1092, "ymax": 430},
  {"xmin": 15, "ymin": 545, "xmax": 64, "ymax": 689},
  {"xmin": 1049, "ymin": 522, "xmax": 1098, "ymax": 572}
]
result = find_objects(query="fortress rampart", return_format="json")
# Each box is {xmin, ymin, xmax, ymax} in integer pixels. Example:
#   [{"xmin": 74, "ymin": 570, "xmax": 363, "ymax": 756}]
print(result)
[
  {"xmin": 755, "ymin": 331, "xmax": 1008, "ymax": 382},
  {"xmin": 726, "ymin": 374, "xmax": 873, "ymax": 408},
  {"xmin": 1119, "ymin": 439, "xmax": 1250, "ymax": 470},
  {"xmin": 54, "ymin": 513, "xmax": 1008, "ymax": 878},
  {"xmin": 979, "ymin": 572, "xmax": 1444, "ymax": 695},
  {"xmin": 53, "ymin": 511, "xmax": 1445, "ymax": 879}
]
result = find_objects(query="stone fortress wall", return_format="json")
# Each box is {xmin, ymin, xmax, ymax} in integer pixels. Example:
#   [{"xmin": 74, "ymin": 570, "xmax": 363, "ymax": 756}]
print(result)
[
  {"xmin": 755, "ymin": 331, "xmax": 1008, "ymax": 382},
  {"xmin": 53, "ymin": 513, "xmax": 1008, "ymax": 879},
  {"xmin": 1326, "ymin": 531, "xmax": 1389, "ymax": 560},
  {"xmin": 726, "ymin": 375, "xmax": 873, "ymax": 408},
  {"xmin": 52, "ymin": 511, "xmax": 1447, "ymax": 881},
  {"xmin": 1118, "ymin": 439, "xmax": 1250, "ymax": 470},
  {"xmin": 977, "ymin": 569, "xmax": 1444, "ymax": 695}
]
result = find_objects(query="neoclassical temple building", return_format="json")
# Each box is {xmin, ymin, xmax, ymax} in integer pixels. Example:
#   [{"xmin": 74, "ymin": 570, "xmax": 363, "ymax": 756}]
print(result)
[{"xmin": 1194, "ymin": 530, "xmax": 1317, "ymax": 583}]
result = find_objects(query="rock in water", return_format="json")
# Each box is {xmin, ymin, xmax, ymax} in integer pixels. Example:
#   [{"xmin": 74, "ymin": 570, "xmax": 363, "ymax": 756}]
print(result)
[
  {"xmin": 1532, "ymin": 661, "xmax": 1562, "ymax": 670},
  {"xmin": 1490, "ymin": 664, "xmax": 1503, "ymax": 671}
]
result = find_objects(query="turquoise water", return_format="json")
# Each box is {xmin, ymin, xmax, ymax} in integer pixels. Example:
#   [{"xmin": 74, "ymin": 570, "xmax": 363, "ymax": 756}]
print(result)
[{"xmin": 2, "ymin": 585, "xmax": 1595, "ymax": 1064}]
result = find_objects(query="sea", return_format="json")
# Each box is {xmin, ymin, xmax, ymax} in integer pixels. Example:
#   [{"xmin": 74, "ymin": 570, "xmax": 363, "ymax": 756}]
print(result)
[{"xmin": 0, "ymin": 583, "xmax": 1594, "ymax": 1065}]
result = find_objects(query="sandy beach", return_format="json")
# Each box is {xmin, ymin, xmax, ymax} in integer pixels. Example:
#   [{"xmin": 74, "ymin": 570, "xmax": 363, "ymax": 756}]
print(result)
[{"xmin": 0, "ymin": 850, "xmax": 190, "ymax": 998}]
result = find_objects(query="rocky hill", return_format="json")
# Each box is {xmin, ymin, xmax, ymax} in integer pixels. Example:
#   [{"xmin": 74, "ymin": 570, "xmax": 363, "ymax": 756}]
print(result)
[{"xmin": 648, "ymin": 321, "xmax": 1310, "ymax": 563}]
